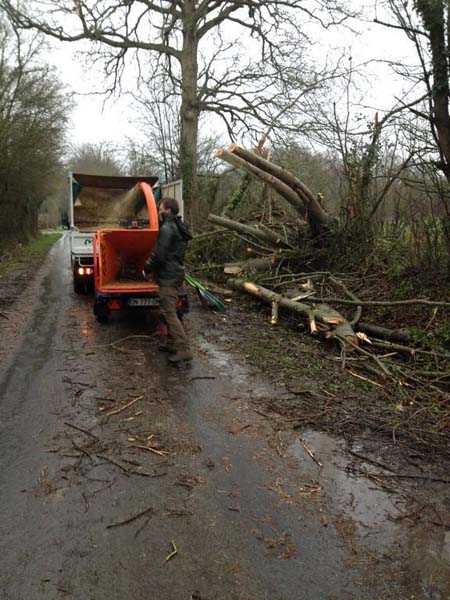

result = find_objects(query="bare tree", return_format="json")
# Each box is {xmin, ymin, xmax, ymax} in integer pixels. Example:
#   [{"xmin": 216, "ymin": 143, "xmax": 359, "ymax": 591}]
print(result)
[
  {"xmin": 378, "ymin": 1, "xmax": 450, "ymax": 180},
  {"xmin": 128, "ymin": 75, "xmax": 223, "ymax": 183},
  {"xmin": 0, "ymin": 21, "xmax": 70, "ymax": 246},
  {"xmin": 130, "ymin": 75, "xmax": 181, "ymax": 182},
  {"xmin": 68, "ymin": 142, "xmax": 124, "ymax": 176},
  {"xmin": 294, "ymin": 55, "xmax": 426, "ymax": 225},
  {"xmin": 375, "ymin": 1, "xmax": 450, "ymax": 267},
  {"xmin": 0, "ymin": 0, "xmax": 351, "ymax": 224}
]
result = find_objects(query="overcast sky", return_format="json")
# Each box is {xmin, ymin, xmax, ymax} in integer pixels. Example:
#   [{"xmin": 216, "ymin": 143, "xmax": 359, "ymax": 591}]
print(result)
[
  {"xmin": 46, "ymin": 1, "xmax": 416, "ymax": 150},
  {"xmin": 49, "ymin": 44, "xmax": 134, "ymax": 147}
]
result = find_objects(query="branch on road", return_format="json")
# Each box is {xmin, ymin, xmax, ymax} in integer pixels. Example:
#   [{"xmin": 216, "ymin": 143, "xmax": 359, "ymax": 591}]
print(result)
[{"xmin": 107, "ymin": 506, "xmax": 154, "ymax": 529}]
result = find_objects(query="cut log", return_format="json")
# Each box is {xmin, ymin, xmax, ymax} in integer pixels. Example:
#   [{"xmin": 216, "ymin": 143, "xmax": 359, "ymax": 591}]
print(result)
[
  {"xmin": 223, "ymin": 256, "xmax": 281, "ymax": 275},
  {"xmin": 357, "ymin": 323, "xmax": 412, "ymax": 344},
  {"xmin": 208, "ymin": 213, "xmax": 292, "ymax": 248},
  {"xmin": 228, "ymin": 144, "xmax": 336, "ymax": 232},
  {"xmin": 228, "ymin": 278, "xmax": 358, "ymax": 348}
]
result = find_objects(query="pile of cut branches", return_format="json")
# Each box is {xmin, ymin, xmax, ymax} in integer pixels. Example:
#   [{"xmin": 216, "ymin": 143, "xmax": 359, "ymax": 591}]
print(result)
[{"xmin": 199, "ymin": 144, "xmax": 450, "ymax": 402}]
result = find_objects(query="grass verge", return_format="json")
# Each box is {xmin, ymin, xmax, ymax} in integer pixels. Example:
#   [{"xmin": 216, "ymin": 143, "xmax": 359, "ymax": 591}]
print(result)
[{"xmin": 0, "ymin": 233, "xmax": 62, "ymax": 277}]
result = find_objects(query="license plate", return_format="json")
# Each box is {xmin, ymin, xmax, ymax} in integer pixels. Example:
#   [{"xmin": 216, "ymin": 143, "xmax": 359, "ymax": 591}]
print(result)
[{"xmin": 128, "ymin": 297, "xmax": 159, "ymax": 307}]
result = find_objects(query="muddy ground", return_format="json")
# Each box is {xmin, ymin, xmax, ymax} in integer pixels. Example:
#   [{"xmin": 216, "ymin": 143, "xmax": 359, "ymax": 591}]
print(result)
[{"xmin": 1, "ymin": 234, "xmax": 450, "ymax": 600}]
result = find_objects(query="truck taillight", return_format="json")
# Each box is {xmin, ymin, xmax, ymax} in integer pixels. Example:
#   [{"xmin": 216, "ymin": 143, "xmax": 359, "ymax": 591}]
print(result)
[{"xmin": 107, "ymin": 299, "xmax": 123, "ymax": 310}]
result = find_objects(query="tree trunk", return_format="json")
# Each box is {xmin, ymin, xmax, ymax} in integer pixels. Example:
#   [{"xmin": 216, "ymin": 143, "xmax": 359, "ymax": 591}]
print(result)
[
  {"xmin": 216, "ymin": 148, "xmax": 308, "ymax": 219},
  {"xmin": 208, "ymin": 213, "xmax": 292, "ymax": 248},
  {"xmin": 223, "ymin": 256, "xmax": 281, "ymax": 275},
  {"xmin": 357, "ymin": 322, "xmax": 411, "ymax": 344},
  {"xmin": 416, "ymin": 0, "xmax": 450, "ymax": 179},
  {"xmin": 228, "ymin": 278, "xmax": 358, "ymax": 348},
  {"xmin": 180, "ymin": 4, "xmax": 199, "ymax": 227},
  {"xmin": 228, "ymin": 144, "xmax": 336, "ymax": 232}
]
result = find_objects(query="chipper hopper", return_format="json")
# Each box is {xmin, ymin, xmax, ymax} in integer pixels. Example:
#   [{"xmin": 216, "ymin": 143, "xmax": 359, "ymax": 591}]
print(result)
[{"xmin": 93, "ymin": 180, "xmax": 188, "ymax": 323}]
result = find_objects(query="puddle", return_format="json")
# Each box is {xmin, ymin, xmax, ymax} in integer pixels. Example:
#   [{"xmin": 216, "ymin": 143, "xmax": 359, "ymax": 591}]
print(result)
[
  {"xmin": 288, "ymin": 430, "xmax": 397, "ymax": 546},
  {"xmin": 196, "ymin": 339, "xmax": 248, "ymax": 385},
  {"xmin": 288, "ymin": 430, "xmax": 450, "ymax": 598},
  {"xmin": 408, "ymin": 527, "xmax": 450, "ymax": 599}
]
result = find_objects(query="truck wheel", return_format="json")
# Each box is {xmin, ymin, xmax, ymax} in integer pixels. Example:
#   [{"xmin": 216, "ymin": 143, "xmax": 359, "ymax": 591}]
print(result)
[
  {"xmin": 94, "ymin": 302, "xmax": 109, "ymax": 323},
  {"xmin": 73, "ymin": 276, "xmax": 84, "ymax": 294}
]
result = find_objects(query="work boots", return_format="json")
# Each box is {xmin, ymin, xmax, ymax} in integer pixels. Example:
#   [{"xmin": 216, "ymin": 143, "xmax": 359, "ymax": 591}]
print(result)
[
  {"xmin": 158, "ymin": 343, "xmax": 176, "ymax": 353},
  {"xmin": 168, "ymin": 350, "xmax": 193, "ymax": 363},
  {"xmin": 158, "ymin": 337, "xmax": 176, "ymax": 353}
]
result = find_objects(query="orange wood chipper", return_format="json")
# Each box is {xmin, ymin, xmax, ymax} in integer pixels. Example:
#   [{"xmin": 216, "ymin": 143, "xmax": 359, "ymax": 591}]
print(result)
[{"xmin": 92, "ymin": 179, "xmax": 188, "ymax": 323}]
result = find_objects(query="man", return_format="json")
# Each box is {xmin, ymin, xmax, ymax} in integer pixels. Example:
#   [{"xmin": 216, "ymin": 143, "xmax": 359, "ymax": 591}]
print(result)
[{"xmin": 143, "ymin": 197, "xmax": 193, "ymax": 363}]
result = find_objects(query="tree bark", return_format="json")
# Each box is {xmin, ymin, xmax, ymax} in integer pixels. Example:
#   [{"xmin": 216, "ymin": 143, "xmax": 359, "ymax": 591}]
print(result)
[
  {"xmin": 180, "ymin": 3, "xmax": 199, "ymax": 227},
  {"xmin": 208, "ymin": 213, "xmax": 292, "ymax": 248},
  {"xmin": 224, "ymin": 256, "xmax": 281, "ymax": 275},
  {"xmin": 228, "ymin": 278, "xmax": 358, "ymax": 348},
  {"xmin": 228, "ymin": 144, "xmax": 336, "ymax": 231},
  {"xmin": 416, "ymin": 0, "xmax": 450, "ymax": 179},
  {"xmin": 357, "ymin": 322, "xmax": 412, "ymax": 344},
  {"xmin": 216, "ymin": 148, "xmax": 308, "ymax": 219}
]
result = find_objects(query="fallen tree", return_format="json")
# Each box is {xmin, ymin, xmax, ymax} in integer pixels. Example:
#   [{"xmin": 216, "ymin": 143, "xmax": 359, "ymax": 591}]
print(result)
[
  {"xmin": 208, "ymin": 213, "xmax": 292, "ymax": 249},
  {"xmin": 195, "ymin": 145, "xmax": 450, "ymax": 390},
  {"xmin": 228, "ymin": 278, "xmax": 359, "ymax": 349},
  {"xmin": 228, "ymin": 144, "xmax": 336, "ymax": 233},
  {"xmin": 215, "ymin": 145, "xmax": 337, "ymax": 237}
]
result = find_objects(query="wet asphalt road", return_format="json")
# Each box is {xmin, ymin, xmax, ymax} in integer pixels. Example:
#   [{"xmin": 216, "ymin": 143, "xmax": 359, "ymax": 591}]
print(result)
[{"xmin": 0, "ymin": 236, "xmax": 449, "ymax": 600}]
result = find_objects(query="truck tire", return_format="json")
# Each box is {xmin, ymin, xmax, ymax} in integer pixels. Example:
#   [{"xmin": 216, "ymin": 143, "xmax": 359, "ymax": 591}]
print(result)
[
  {"xmin": 73, "ymin": 275, "xmax": 84, "ymax": 294},
  {"xmin": 94, "ymin": 302, "xmax": 109, "ymax": 323}
]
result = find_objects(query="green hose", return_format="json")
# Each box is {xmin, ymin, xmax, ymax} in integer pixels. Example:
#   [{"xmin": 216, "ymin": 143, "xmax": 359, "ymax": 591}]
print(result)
[{"xmin": 185, "ymin": 273, "xmax": 225, "ymax": 311}]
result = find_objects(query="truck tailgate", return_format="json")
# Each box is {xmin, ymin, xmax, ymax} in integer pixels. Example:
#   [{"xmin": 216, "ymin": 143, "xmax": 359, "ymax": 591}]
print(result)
[{"xmin": 71, "ymin": 232, "xmax": 94, "ymax": 256}]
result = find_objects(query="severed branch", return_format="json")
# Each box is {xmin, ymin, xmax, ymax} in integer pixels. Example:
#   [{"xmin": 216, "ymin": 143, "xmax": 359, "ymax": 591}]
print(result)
[
  {"xmin": 208, "ymin": 213, "xmax": 292, "ymax": 248},
  {"xmin": 357, "ymin": 322, "xmax": 411, "ymax": 344},
  {"xmin": 300, "ymin": 437, "xmax": 323, "ymax": 467},
  {"xmin": 329, "ymin": 275, "xmax": 362, "ymax": 327},
  {"xmin": 367, "ymin": 338, "xmax": 450, "ymax": 360},
  {"xmin": 193, "ymin": 228, "xmax": 230, "ymax": 240},
  {"xmin": 228, "ymin": 143, "xmax": 336, "ymax": 232},
  {"xmin": 228, "ymin": 278, "xmax": 358, "ymax": 348},
  {"xmin": 304, "ymin": 296, "xmax": 450, "ymax": 308},
  {"xmin": 106, "ymin": 395, "xmax": 144, "ymax": 416},
  {"xmin": 215, "ymin": 148, "xmax": 308, "ymax": 219},
  {"xmin": 64, "ymin": 421, "xmax": 100, "ymax": 441}
]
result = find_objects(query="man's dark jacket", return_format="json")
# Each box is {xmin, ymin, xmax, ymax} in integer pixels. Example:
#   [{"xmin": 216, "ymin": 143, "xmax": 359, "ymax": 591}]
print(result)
[{"xmin": 144, "ymin": 214, "xmax": 192, "ymax": 287}]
